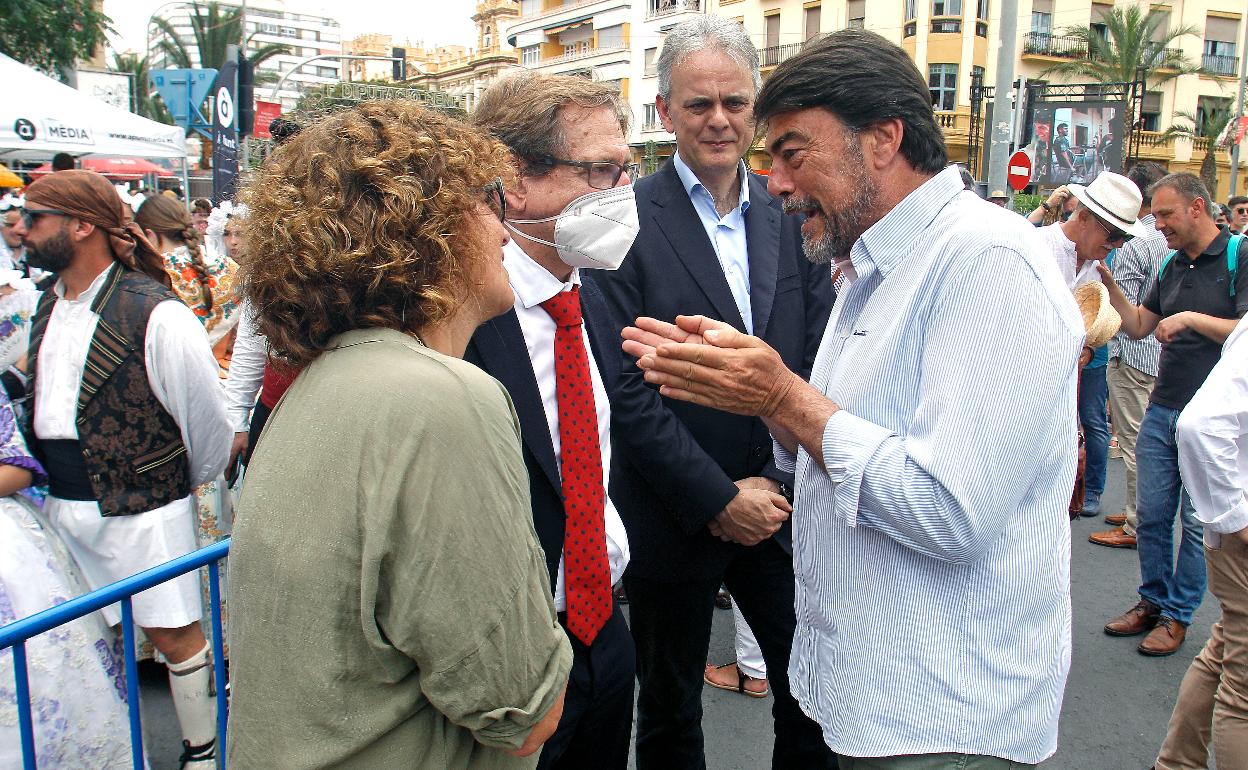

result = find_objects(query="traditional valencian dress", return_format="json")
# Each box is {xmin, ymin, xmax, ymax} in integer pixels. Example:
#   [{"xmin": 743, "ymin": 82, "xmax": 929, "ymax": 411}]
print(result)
[{"xmin": 0, "ymin": 391, "xmax": 135, "ymax": 768}]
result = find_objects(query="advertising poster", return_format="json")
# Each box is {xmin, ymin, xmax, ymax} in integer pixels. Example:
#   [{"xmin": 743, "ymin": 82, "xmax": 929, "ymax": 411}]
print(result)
[{"xmin": 1027, "ymin": 101, "xmax": 1125, "ymax": 186}]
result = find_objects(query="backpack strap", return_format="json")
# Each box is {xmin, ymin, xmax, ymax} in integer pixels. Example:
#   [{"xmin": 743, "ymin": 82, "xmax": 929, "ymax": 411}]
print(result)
[{"xmin": 1158, "ymin": 251, "xmax": 1177, "ymax": 283}]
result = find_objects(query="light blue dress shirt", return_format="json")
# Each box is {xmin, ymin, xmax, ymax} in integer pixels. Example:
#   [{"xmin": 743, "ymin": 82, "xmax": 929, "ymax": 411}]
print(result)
[
  {"xmin": 672, "ymin": 152, "xmax": 753, "ymax": 333},
  {"xmin": 776, "ymin": 167, "xmax": 1082, "ymax": 764}
]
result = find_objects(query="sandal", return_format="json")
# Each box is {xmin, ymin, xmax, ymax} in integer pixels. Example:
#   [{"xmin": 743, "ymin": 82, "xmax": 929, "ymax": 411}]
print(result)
[{"xmin": 703, "ymin": 661, "xmax": 769, "ymax": 698}]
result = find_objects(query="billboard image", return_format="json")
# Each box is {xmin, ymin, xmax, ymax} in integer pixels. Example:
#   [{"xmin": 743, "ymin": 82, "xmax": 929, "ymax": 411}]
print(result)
[{"xmin": 1027, "ymin": 101, "xmax": 1124, "ymax": 186}]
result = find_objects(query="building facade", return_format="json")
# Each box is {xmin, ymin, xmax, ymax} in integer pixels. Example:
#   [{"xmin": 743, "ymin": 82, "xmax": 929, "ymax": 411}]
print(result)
[
  {"xmin": 147, "ymin": 0, "xmax": 344, "ymax": 111},
  {"xmin": 347, "ymin": 1, "xmax": 523, "ymax": 113},
  {"xmin": 713, "ymin": 0, "xmax": 1248, "ymax": 197},
  {"xmin": 505, "ymin": 0, "xmax": 707, "ymax": 168}
]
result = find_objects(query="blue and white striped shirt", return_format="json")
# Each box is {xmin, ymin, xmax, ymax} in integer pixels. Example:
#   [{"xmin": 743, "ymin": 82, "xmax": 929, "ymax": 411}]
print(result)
[{"xmin": 778, "ymin": 167, "xmax": 1081, "ymax": 764}]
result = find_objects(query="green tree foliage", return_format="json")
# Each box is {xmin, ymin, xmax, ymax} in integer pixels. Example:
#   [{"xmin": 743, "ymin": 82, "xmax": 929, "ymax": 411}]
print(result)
[
  {"xmin": 151, "ymin": 1, "xmax": 288, "ymax": 73},
  {"xmin": 1163, "ymin": 108, "xmax": 1235, "ymax": 196},
  {"xmin": 1038, "ymin": 6, "xmax": 1210, "ymax": 131},
  {"xmin": 112, "ymin": 52, "xmax": 174, "ymax": 125},
  {"xmin": 0, "ymin": 0, "xmax": 113, "ymax": 77}
]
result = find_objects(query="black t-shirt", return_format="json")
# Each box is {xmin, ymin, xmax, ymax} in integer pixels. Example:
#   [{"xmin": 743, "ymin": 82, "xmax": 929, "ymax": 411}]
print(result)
[{"xmin": 1143, "ymin": 228, "xmax": 1248, "ymax": 409}]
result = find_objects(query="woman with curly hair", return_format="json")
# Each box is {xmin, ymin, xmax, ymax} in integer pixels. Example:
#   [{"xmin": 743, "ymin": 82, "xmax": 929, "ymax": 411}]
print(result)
[
  {"xmin": 224, "ymin": 100, "xmax": 571, "ymax": 769},
  {"xmin": 135, "ymin": 195, "xmax": 240, "ymax": 347}
]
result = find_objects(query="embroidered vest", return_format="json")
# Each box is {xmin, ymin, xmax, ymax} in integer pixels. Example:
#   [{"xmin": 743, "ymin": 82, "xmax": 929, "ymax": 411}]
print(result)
[{"xmin": 26, "ymin": 264, "xmax": 191, "ymax": 516}]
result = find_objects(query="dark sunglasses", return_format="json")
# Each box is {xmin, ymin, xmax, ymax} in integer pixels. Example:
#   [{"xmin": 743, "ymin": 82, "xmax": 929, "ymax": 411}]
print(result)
[
  {"xmin": 483, "ymin": 178, "xmax": 506, "ymax": 222},
  {"xmin": 1090, "ymin": 213, "xmax": 1133, "ymax": 245},
  {"xmin": 20, "ymin": 208, "xmax": 70, "ymax": 229},
  {"xmin": 529, "ymin": 156, "xmax": 638, "ymax": 190}
]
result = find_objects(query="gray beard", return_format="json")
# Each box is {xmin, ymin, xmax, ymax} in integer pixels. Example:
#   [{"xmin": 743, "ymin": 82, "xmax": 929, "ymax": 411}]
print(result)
[{"xmin": 790, "ymin": 131, "xmax": 879, "ymax": 265}]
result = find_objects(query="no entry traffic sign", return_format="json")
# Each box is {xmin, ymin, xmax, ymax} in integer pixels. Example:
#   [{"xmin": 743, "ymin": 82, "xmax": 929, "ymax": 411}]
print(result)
[{"xmin": 1008, "ymin": 151, "xmax": 1032, "ymax": 192}]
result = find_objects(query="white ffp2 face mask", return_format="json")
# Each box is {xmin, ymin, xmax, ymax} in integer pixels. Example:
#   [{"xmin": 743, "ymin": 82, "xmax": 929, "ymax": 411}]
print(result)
[{"xmin": 505, "ymin": 185, "xmax": 639, "ymax": 271}]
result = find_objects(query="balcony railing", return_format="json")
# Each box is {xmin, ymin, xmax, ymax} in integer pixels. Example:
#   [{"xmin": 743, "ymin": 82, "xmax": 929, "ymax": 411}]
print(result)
[
  {"xmin": 1204, "ymin": 53, "xmax": 1238, "ymax": 77},
  {"xmin": 642, "ymin": 120, "xmax": 663, "ymax": 132},
  {"xmin": 1023, "ymin": 32, "xmax": 1088, "ymax": 58},
  {"xmin": 1024, "ymin": 32, "xmax": 1182, "ymax": 65},
  {"xmin": 539, "ymin": 45, "xmax": 627, "ymax": 66},
  {"xmin": 646, "ymin": 0, "xmax": 700, "ymax": 21},
  {"xmin": 516, "ymin": 0, "xmax": 611, "ymax": 24},
  {"xmin": 758, "ymin": 42, "xmax": 804, "ymax": 68},
  {"xmin": 931, "ymin": 17, "xmax": 961, "ymax": 34}
]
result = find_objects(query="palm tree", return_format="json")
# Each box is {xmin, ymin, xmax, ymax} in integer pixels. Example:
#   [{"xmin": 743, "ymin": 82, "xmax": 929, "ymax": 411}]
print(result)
[
  {"xmin": 1038, "ymin": 6, "xmax": 1209, "ymax": 132},
  {"xmin": 151, "ymin": 1, "xmax": 289, "ymax": 72},
  {"xmin": 1163, "ymin": 107, "xmax": 1235, "ymax": 196},
  {"xmin": 112, "ymin": 52, "xmax": 174, "ymax": 125}
]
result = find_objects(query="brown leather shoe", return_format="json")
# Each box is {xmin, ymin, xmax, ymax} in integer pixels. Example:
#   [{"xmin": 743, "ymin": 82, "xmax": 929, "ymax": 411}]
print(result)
[
  {"xmin": 1105, "ymin": 599, "xmax": 1160, "ymax": 636},
  {"xmin": 1104, "ymin": 512, "xmax": 1128, "ymax": 526},
  {"xmin": 1138, "ymin": 617, "xmax": 1187, "ymax": 657},
  {"xmin": 1089, "ymin": 526, "xmax": 1136, "ymax": 549}
]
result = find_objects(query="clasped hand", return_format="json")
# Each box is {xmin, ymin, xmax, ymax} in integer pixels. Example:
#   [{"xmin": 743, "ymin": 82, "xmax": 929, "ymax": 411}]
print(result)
[
  {"xmin": 620, "ymin": 315, "xmax": 798, "ymax": 418},
  {"xmin": 708, "ymin": 478, "xmax": 791, "ymax": 546}
]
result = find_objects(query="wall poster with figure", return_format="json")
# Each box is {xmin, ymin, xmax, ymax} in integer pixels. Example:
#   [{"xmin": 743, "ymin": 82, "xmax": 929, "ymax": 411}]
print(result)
[{"xmin": 1027, "ymin": 101, "xmax": 1125, "ymax": 186}]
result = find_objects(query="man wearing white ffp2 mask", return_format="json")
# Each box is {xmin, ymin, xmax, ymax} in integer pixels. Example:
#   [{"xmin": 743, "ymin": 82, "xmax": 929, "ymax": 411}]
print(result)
[
  {"xmin": 465, "ymin": 72, "xmax": 643, "ymax": 770},
  {"xmin": 506, "ymin": 184, "xmax": 639, "ymax": 271}
]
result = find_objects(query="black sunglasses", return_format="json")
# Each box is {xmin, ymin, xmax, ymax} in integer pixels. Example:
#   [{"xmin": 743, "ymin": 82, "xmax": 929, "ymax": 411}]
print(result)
[
  {"xmin": 20, "ymin": 208, "xmax": 70, "ymax": 229},
  {"xmin": 483, "ymin": 178, "xmax": 506, "ymax": 222},
  {"xmin": 530, "ymin": 156, "xmax": 638, "ymax": 190},
  {"xmin": 1090, "ymin": 213, "xmax": 1133, "ymax": 245}
]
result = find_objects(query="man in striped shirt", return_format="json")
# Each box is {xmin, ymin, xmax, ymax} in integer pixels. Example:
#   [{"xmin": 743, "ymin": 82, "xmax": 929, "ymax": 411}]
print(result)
[{"xmin": 622, "ymin": 29, "xmax": 1081, "ymax": 768}]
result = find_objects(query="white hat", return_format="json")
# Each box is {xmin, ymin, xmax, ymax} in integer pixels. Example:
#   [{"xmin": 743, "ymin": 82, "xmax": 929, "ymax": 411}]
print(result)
[{"xmin": 1067, "ymin": 171, "xmax": 1151, "ymax": 239}]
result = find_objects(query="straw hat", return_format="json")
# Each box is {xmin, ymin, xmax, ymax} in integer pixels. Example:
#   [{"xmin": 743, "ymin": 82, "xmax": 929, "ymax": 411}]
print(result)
[
  {"xmin": 1067, "ymin": 171, "xmax": 1151, "ymax": 239},
  {"xmin": 1074, "ymin": 281, "xmax": 1121, "ymax": 349}
]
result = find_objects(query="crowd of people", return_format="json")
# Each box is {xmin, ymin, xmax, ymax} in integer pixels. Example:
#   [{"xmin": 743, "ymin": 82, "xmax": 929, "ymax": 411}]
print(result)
[{"xmin": 1, "ymin": 19, "xmax": 1246, "ymax": 770}]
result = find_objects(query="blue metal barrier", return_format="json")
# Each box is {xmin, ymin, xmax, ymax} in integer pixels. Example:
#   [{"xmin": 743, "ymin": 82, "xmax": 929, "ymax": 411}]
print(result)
[{"xmin": 0, "ymin": 539, "xmax": 230, "ymax": 770}]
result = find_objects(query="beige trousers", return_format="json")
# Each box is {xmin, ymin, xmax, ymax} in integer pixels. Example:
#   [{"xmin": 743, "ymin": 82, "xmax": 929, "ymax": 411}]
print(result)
[
  {"xmin": 1154, "ymin": 534, "xmax": 1248, "ymax": 769},
  {"xmin": 1106, "ymin": 359, "xmax": 1154, "ymax": 533}
]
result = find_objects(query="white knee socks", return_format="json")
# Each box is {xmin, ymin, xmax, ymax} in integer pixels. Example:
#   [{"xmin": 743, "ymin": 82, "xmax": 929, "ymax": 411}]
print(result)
[{"xmin": 167, "ymin": 641, "xmax": 217, "ymax": 748}]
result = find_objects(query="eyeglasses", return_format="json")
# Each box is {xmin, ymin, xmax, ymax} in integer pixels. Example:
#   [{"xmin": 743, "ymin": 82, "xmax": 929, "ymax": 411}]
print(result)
[
  {"xmin": 1090, "ymin": 213, "xmax": 1133, "ymax": 245},
  {"xmin": 530, "ymin": 156, "xmax": 638, "ymax": 190},
  {"xmin": 1234, "ymin": 207, "xmax": 1248, "ymax": 216},
  {"xmin": 483, "ymin": 178, "xmax": 506, "ymax": 222},
  {"xmin": 20, "ymin": 208, "xmax": 69, "ymax": 229}
]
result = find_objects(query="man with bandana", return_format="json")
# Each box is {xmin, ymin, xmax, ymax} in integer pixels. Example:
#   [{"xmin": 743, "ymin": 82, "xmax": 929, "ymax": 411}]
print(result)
[{"xmin": 12, "ymin": 170, "xmax": 231, "ymax": 768}]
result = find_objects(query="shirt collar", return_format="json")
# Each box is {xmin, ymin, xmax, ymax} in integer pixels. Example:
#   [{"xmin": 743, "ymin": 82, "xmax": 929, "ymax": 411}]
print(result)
[
  {"xmin": 1195, "ymin": 227, "xmax": 1231, "ymax": 259},
  {"xmin": 502, "ymin": 238, "xmax": 580, "ymax": 310},
  {"xmin": 672, "ymin": 151, "xmax": 751, "ymax": 215},
  {"xmin": 854, "ymin": 166, "xmax": 962, "ymax": 279},
  {"xmin": 53, "ymin": 262, "xmax": 113, "ymax": 303}
]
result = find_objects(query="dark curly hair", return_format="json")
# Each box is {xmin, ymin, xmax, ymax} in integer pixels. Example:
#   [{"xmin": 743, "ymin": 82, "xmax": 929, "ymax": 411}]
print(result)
[{"xmin": 239, "ymin": 100, "xmax": 513, "ymax": 367}]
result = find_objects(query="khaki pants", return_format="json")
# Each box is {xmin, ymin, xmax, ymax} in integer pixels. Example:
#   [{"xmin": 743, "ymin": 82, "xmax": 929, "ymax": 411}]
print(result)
[
  {"xmin": 1106, "ymin": 359, "xmax": 1154, "ymax": 533},
  {"xmin": 1154, "ymin": 535, "xmax": 1248, "ymax": 769},
  {"xmin": 838, "ymin": 754, "xmax": 1036, "ymax": 769}
]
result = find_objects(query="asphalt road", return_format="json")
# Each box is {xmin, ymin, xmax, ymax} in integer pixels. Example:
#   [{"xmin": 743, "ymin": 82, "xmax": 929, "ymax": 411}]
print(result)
[{"xmin": 140, "ymin": 455, "xmax": 1219, "ymax": 769}]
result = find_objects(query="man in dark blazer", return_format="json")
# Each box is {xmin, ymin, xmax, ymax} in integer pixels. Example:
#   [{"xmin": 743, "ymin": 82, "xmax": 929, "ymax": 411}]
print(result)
[
  {"xmin": 590, "ymin": 17, "xmax": 835, "ymax": 770},
  {"xmin": 465, "ymin": 72, "xmax": 638, "ymax": 770}
]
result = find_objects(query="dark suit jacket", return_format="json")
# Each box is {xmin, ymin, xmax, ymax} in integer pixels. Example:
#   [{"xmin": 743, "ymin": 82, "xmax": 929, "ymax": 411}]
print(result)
[
  {"xmin": 465, "ymin": 279, "xmax": 622, "ymax": 592},
  {"xmin": 588, "ymin": 160, "xmax": 832, "ymax": 581}
]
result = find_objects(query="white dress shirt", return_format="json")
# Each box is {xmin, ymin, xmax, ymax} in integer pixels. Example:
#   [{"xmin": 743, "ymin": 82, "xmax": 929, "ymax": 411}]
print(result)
[
  {"xmin": 504, "ymin": 241, "xmax": 629, "ymax": 613},
  {"xmin": 776, "ymin": 168, "xmax": 1081, "ymax": 764},
  {"xmin": 35, "ymin": 266, "xmax": 232, "ymax": 487},
  {"xmin": 1040, "ymin": 220, "xmax": 1099, "ymax": 289},
  {"xmin": 673, "ymin": 152, "xmax": 753, "ymax": 333},
  {"xmin": 223, "ymin": 299, "xmax": 267, "ymax": 432},
  {"xmin": 1177, "ymin": 315, "xmax": 1248, "ymax": 546}
]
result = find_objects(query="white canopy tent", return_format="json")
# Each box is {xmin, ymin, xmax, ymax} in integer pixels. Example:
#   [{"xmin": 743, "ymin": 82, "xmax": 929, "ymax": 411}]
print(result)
[{"xmin": 0, "ymin": 53, "xmax": 187, "ymax": 165}]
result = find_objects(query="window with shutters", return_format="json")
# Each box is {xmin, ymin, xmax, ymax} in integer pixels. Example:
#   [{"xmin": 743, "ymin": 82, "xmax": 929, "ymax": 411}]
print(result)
[{"xmin": 805, "ymin": 5, "xmax": 822, "ymax": 40}]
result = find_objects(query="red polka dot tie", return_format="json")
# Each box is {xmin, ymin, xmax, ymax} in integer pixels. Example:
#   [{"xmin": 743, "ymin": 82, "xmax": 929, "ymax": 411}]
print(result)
[{"xmin": 540, "ymin": 287, "xmax": 611, "ymax": 646}]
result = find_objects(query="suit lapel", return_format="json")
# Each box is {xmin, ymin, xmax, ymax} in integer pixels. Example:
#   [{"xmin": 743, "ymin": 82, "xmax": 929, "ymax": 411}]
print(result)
[
  {"xmin": 470, "ymin": 310, "xmax": 562, "ymax": 494},
  {"xmin": 744, "ymin": 176, "xmax": 781, "ymax": 340},
  {"xmin": 650, "ymin": 163, "xmax": 749, "ymax": 332}
]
